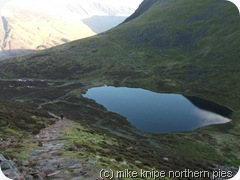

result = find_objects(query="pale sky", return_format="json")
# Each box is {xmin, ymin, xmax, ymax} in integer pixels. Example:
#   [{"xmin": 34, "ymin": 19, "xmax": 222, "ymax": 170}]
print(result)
[
  {"xmin": 97, "ymin": 0, "xmax": 143, "ymax": 7},
  {"xmin": 0, "ymin": 0, "xmax": 9, "ymax": 9},
  {"xmin": 0, "ymin": 0, "xmax": 143, "ymax": 10},
  {"xmin": 0, "ymin": 0, "xmax": 143, "ymax": 18}
]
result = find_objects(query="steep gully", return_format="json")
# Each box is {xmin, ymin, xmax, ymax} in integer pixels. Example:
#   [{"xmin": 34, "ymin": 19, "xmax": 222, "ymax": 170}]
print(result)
[{"xmin": 1, "ymin": 16, "xmax": 10, "ymax": 50}]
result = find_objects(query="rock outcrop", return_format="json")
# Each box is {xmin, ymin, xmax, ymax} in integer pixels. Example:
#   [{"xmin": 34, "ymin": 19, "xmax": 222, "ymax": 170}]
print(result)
[{"xmin": 0, "ymin": 154, "xmax": 24, "ymax": 179}]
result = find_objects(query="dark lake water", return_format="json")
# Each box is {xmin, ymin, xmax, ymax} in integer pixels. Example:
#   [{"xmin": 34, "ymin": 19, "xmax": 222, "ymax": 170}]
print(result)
[{"xmin": 83, "ymin": 86, "xmax": 231, "ymax": 133}]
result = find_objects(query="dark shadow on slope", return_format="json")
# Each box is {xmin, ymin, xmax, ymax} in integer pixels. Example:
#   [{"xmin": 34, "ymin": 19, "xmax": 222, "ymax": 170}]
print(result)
[
  {"xmin": 82, "ymin": 15, "xmax": 127, "ymax": 33},
  {"xmin": 185, "ymin": 96, "xmax": 233, "ymax": 117}
]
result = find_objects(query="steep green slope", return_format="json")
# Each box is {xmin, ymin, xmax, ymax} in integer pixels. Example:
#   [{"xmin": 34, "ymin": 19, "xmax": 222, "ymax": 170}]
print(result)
[
  {"xmin": 0, "ymin": 0, "xmax": 240, "ymax": 166},
  {"xmin": 0, "ymin": 0, "xmax": 239, "ymax": 93}
]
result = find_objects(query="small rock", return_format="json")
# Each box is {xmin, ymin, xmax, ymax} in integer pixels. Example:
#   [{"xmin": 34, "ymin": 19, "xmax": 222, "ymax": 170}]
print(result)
[
  {"xmin": 72, "ymin": 168, "xmax": 83, "ymax": 175},
  {"xmin": 44, "ymin": 169, "xmax": 54, "ymax": 175},
  {"xmin": 10, "ymin": 138, "xmax": 18, "ymax": 143},
  {"xmin": 16, "ymin": 160, "xmax": 22, "ymax": 166},
  {"xmin": 25, "ymin": 175, "xmax": 34, "ymax": 180},
  {"xmin": 69, "ymin": 144, "xmax": 77, "ymax": 151},
  {"xmin": 29, "ymin": 160, "xmax": 37, "ymax": 166},
  {"xmin": 38, "ymin": 172, "xmax": 47, "ymax": 179},
  {"xmin": 13, "ymin": 176, "xmax": 25, "ymax": 180},
  {"xmin": 86, "ymin": 160, "xmax": 96, "ymax": 165},
  {"xmin": 22, "ymin": 171, "xmax": 27, "ymax": 176},
  {"xmin": 83, "ymin": 171, "xmax": 93, "ymax": 178},
  {"xmin": 36, "ymin": 174, "xmax": 44, "ymax": 180},
  {"xmin": 20, "ymin": 166, "xmax": 30, "ymax": 173},
  {"xmin": 29, "ymin": 169, "xmax": 39, "ymax": 175},
  {"xmin": 69, "ymin": 163, "xmax": 82, "ymax": 169},
  {"xmin": 47, "ymin": 170, "xmax": 61, "ymax": 177},
  {"xmin": 38, "ymin": 141, "xmax": 43, "ymax": 147},
  {"xmin": 22, "ymin": 160, "xmax": 29, "ymax": 166},
  {"xmin": 1, "ymin": 160, "xmax": 11, "ymax": 170},
  {"xmin": 71, "ymin": 178, "xmax": 84, "ymax": 180},
  {"xmin": 163, "ymin": 157, "xmax": 169, "ymax": 161},
  {"xmin": 41, "ymin": 164, "xmax": 58, "ymax": 173}
]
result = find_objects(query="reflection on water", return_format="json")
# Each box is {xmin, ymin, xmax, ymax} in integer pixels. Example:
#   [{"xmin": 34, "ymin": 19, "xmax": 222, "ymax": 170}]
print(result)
[
  {"xmin": 194, "ymin": 109, "xmax": 230, "ymax": 127},
  {"xmin": 83, "ymin": 86, "xmax": 231, "ymax": 133}
]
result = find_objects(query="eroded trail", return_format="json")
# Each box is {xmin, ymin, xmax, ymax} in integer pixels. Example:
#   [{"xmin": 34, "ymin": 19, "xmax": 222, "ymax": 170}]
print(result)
[
  {"xmin": 30, "ymin": 118, "xmax": 99, "ymax": 179},
  {"xmin": 12, "ymin": 118, "xmax": 100, "ymax": 180}
]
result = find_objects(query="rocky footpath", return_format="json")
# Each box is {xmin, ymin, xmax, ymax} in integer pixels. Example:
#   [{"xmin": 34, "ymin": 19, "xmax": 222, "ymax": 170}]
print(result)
[
  {"xmin": 0, "ymin": 154, "xmax": 23, "ymax": 179},
  {"xmin": 1, "ymin": 118, "xmax": 101, "ymax": 180},
  {"xmin": 1, "ymin": 116, "xmax": 239, "ymax": 180}
]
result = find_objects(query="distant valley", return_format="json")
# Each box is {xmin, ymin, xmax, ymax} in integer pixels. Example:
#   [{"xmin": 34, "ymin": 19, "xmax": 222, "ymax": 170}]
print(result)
[{"xmin": 0, "ymin": 0, "xmax": 141, "ymax": 60}]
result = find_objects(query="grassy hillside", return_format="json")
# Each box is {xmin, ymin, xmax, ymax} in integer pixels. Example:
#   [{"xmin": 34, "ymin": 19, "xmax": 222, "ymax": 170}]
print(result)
[
  {"xmin": 0, "ymin": 100, "xmax": 55, "ymax": 159},
  {"xmin": 0, "ymin": 0, "xmax": 239, "ymax": 95},
  {"xmin": 0, "ymin": 100, "xmax": 50, "ymax": 134},
  {"xmin": 0, "ymin": 0, "xmax": 239, "ymax": 168}
]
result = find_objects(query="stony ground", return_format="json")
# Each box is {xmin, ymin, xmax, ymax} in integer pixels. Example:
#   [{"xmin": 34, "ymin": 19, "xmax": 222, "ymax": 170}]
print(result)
[{"xmin": 2, "ymin": 118, "xmax": 102, "ymax": 180}]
